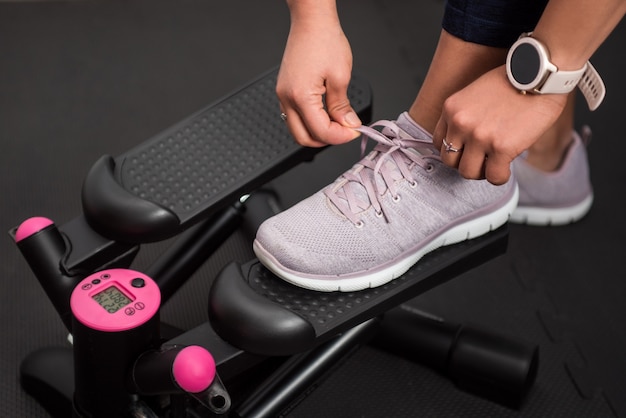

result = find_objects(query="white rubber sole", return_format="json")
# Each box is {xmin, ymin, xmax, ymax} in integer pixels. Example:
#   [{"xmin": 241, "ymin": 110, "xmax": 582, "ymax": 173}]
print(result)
[{"xmin": 510, "ymin": 194, "xmax": 593, "ymax": 226}]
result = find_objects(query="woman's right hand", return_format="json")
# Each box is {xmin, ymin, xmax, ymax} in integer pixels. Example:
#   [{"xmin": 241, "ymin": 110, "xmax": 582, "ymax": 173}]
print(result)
[{"xmin": 277, "ymin": 0, "xmax": 362, "ymax": 147}]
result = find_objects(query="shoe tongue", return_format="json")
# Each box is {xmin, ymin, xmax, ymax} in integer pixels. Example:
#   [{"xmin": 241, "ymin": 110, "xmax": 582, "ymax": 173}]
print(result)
[
  {"xmin": 392, "ymin": 112, "xmax": 437, "ymax": 158},
  {"xmin": 396, "ymin": 112, "xmax": 433, "ymax": 142}
]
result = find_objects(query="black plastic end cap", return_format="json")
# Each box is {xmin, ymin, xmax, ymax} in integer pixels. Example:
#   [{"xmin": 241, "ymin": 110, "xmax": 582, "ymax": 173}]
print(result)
[
  {"xmin": 448, "ymin": 324, "xmax": 539, "ymax": 408},
  {"xmin": 208, "ymin": 262, "xmax": 316, "ymax": 356},
  {"xmin": 81, "ymin": 155, "xmax": 180, "ymax": 243}
]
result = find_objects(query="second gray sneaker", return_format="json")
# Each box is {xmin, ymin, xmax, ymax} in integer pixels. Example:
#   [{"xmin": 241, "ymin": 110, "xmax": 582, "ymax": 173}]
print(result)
[
  {"xmin": 254, "ymin": 112, "xmax": 518, "ymax": 292},
  {"xmin": 510, "ymin": 126, "xmax": 593, "ymax": 226}
]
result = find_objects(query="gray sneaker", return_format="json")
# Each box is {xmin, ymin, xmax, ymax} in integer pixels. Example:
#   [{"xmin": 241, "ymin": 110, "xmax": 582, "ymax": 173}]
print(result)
[
  {"xmin": 253, "ymin": 112, "xmax": 518, "ymax": 292},
  {"xmin": 510, "ymin": 127, "xmax": 593, "ymax": 226}
]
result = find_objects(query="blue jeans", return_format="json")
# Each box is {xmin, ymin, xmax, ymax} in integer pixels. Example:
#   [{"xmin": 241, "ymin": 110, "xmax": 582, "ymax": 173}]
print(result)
[{"xmin": 442, "ymin": 0, "xmax": 549, "ymax": 48}]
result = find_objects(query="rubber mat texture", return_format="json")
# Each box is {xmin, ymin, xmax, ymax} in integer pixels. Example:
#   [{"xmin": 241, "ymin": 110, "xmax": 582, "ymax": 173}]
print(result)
[{"xmin": 2, "ymin": 1, "xmax": 626, "ymax": 417}]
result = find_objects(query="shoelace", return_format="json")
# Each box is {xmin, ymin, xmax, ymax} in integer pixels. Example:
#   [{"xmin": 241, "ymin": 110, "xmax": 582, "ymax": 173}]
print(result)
[{"xmin": 324, "ymin": 120, "xmax": 440, "ymax": 225}]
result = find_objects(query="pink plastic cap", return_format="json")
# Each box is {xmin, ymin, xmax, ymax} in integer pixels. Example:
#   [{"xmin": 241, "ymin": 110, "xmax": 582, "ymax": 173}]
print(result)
[
  {"xmin": 172, "ymin": 346, "xmax": 216, "ymax": 393},
  {"xmin": 14, "ymin": 217, "xmax": 54, "ymax": 242}
]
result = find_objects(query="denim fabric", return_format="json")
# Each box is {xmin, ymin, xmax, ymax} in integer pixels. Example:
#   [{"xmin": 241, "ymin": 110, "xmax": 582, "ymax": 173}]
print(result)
[{"xmin": 442, "ymin": 0, "xmax": 549, "ymax": 48}]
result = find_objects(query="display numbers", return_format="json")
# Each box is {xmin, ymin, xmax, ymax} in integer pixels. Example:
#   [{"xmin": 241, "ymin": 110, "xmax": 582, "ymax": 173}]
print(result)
[{"xmin": 92, "ymin": 285, "xmax": 132, "ymax": 314}]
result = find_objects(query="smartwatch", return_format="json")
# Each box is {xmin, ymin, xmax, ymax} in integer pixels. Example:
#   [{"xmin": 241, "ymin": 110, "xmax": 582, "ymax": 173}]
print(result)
[{"xmin": 506, "ymin": 33, "xmax": 605, "ymax": 111}]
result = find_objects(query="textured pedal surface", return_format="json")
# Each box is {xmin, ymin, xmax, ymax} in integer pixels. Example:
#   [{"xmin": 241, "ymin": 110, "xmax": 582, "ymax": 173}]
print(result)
[
  {"xmin": 82, "ymin": 67, "xmax": 372, "ymax": 243},
  {"xmin": 209, "ymin": 226, "xmax": 508, "ymax": 356}
]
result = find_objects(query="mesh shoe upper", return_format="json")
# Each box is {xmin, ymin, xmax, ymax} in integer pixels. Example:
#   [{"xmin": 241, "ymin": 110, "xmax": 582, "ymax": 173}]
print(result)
[
  {"xmin": 254, "ymin": 112, "xmax": 518, "ymax": 292},
  {"xmin": 511, "ymin": 127, "xmax": 593, "ymax": 226}
]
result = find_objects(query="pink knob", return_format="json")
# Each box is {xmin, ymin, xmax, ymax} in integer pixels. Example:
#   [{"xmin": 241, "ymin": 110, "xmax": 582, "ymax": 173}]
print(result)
[
  {"xmin": 14, "ymin": 217, "xmax": 54, "ymax": 242},
  {"xmin": 172, "ymin": 346, "xmax": 216, "ymax": 393}
]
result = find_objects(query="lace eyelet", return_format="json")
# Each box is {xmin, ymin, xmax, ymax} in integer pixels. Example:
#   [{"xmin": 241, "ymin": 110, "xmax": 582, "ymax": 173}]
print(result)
[
  {"xmin": 355, "ymin": 220, "xmax": 365, "ymax": 228},
  {"xmin": 392, "ymin": 195, "xmax": 401, "ymax": 203},
  {"xmin": 375, "ymin": 210, "xmax": 383, "ymax": 218},
  {"xmin": 408, "ymin": 180, "xmax": 417, "ymax": 188},
  {"xmin": 426, "ymin": 164, "xmax": 434, "ymax": 173}
]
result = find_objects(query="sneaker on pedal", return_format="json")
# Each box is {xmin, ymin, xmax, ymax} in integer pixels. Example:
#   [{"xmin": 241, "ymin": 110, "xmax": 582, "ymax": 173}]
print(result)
[
  {"xmin": 510, "ymin": 126, "xmax": 593, "ymax": 226},
  {"xmin": 253, "ymin": 112, "xmax": 518, "ymax": 292}
]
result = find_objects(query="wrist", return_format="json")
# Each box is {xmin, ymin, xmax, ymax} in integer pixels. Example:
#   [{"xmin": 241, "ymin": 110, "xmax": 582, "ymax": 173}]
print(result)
[
  {"xmin": 527, "ymin": 31, "xmax": 588, "ymax": 71},
  {"xmin": 287, "ymin": 0, "xmax": 340, "ymax": 25}
]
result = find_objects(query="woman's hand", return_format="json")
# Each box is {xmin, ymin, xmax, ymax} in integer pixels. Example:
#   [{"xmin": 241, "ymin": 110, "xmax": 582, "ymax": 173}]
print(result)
[
  {"xmin": 433, "ymin": 65, "xmax": 568, "ymax": 185},
  {"xmin": 277, "ymin": 2, "xmax": 362, "ymax": 147}
]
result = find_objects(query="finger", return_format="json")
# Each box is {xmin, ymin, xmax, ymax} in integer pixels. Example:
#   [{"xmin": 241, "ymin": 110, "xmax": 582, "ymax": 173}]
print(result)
[
  {"xmin": 281, "ymin": 93, "xmax": 360, "ymax": 146},
  {"xmin": 298, "ymin": 102, "xmax": 360, "ymax": 145},
  {"xmin": 432, "ymin": 118, "xmax": 447, "ymax": 150},
  {"xmin": 439, "ymin": 137, "xmax": 464, "ymax": 169},
  {"xmin": 483, "ymin": 152, "xmax": 512, "ymax": 185},
  {"xmin": 325, "ymin": 77, "xmax": 362, "ymax": 129},
  {"xmin": 436, "ymin": 119, "xmax": 464, "ymax": 168},
  {"xmin": 280, "ymin": 107, "xmax": 327, "ymax": 148},
  {"xmin": 457, "ymin": 145, "xmax": 487, "ymax": 180}
]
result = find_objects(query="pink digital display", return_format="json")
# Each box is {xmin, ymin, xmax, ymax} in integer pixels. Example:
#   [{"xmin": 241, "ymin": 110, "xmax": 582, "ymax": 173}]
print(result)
[{"xmin": 70, "ymin": 269, "xmax": 160, "ymax": 332}]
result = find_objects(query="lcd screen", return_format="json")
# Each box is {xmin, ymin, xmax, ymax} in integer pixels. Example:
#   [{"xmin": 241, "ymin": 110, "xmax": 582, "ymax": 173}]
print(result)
[{"xmin": 92, "ymin": 285, "xmax": 132, "ymax": 314}]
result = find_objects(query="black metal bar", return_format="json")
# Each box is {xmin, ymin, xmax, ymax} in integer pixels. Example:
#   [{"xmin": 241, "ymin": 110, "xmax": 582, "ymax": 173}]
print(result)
[
  {"xmin": 233, "ymin": 318, "xmax": 381, "ymax": 418},
  {"xmin": 146, "ymin": 202, "xmax": 246, "ymax": 304}
]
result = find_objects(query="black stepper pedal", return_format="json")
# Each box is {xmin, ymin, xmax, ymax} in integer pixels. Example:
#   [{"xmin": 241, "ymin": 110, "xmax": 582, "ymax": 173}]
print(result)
[
  {"xmin": 208, "ymin": 226, "xmax": 508, "ymax": 356},
  {"xmin": 81, "ymin": 67, "xmax": 372, "ymax": 243}
]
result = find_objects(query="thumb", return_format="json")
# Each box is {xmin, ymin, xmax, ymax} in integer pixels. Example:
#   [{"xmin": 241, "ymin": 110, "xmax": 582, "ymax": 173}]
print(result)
[
  {"xmin": 325, "ymin": 81, "xmax": 362, "ymax": 128},
  {"xmin": 339, "ymin": 107, "xmax": 362, "ymax": 128}
]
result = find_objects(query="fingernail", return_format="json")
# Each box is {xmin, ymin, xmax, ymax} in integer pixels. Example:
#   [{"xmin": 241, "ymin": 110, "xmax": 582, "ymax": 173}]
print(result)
[{"xmin": 344, "ymin": 112, "xmax": 361, "ymax": 127}]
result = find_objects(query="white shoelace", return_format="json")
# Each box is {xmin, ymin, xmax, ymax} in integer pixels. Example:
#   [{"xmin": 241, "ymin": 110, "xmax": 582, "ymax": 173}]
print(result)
[{"xmin": 324, "ymin": 120, "xmax": 440, "ymax": 225}]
